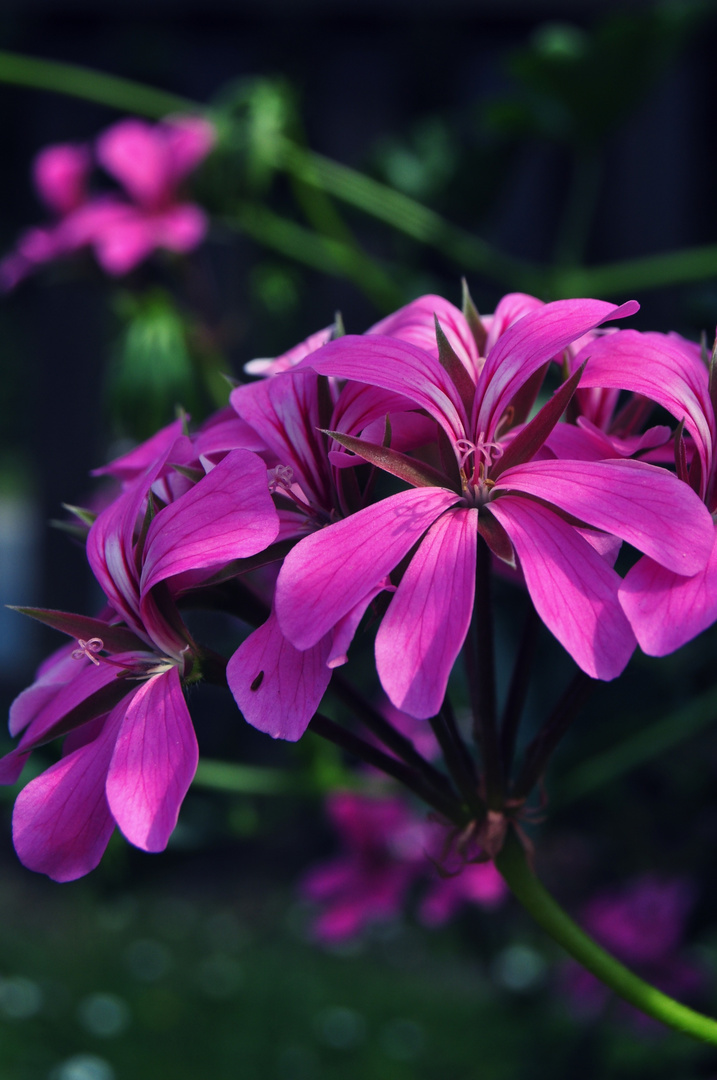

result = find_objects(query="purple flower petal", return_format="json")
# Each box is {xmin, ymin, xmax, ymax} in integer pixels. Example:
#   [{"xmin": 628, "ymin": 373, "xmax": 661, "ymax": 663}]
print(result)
[
  {"xmin": 493, "ymin": 458, "xmax": 715, "ymax": 575},
  {"xmin": 227, "ymin": 612, "xmax": 332, "ymax": 741},
  {"xmin": 106, "ymin": 667, "xmax": 198, "ymax": 852},
  {"xmin": 619, "ymin": 531, "xmax": 717, "ymax": 655},
  {"xmin": 275, "ymin": 487, "xmax": 460, "ymax": 650},
  {"xmin": 578, "ymin": 330, "xmax": 715, "ymax": 496},
  {"xmin": 474, "ymin": 298, "xmax": 639, "ymax": 439},
  {"xmin": 489, "ymin": 496, "xmax": 636, "ymax": 679},
  {"xmin": 140, "ymin": 449, "xmax": 279, "ymax": 595},
  {"xmin": 305, "ymin": 335, "xmax": 468, "ymax": 444},
  {"xmin": 12, "ymin": 711, "xmax": 120, "ymax": 881},
  {"xmin": 376, "ymin": 507, "xmax": 477, "ymax": 718}
]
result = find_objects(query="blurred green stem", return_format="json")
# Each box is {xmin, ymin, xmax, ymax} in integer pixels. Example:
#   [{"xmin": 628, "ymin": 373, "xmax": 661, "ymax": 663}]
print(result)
[
  {"xmin": 557, "ymin": 683, "xmax": 717, "ymax": 805},
  {"xmin": 5, "ymin": 49, "xmax": 717, "ymax": 298},
  {"xmin": 496, "ymin": 831, "xmax": 717, "ymax": 1044},
  {"xmin": 222, "ymin": 204, "xmax": 404, "ymax": 312},
  {"xmin": 0, "ymin": 49, "xmax": 194, "ymax": 116}
]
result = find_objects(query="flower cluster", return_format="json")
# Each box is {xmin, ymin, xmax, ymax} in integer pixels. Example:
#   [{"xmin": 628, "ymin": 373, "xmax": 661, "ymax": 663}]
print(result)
[
  {"xmin": 5, "ymin": 287, "xmax": 717, "ymax": 882},
  {"xmin": 301, "ymin": 789, "xmax": 506, "ymax": 943},
  {"xmin": 1, "ymin": 115, "xmax": 214, "ymax": 289}
]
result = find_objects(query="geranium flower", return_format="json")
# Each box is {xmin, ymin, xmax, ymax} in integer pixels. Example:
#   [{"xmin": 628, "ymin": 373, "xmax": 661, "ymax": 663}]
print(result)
[
  {"xmin": 3, "ymin": 442, "xmax": 278, "ymax": 880},
  {"xmin": 274, "ymin": 299, "xmax": 714, "ymax": 718}
]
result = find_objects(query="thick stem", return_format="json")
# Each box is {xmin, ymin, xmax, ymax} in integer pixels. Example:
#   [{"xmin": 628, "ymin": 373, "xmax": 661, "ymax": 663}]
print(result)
[
  {"xmin": 472, "ymin": 537, "xmax": 504, "ymax": 808},
  {"xmin": 309, "ymin": 714, "xmax": 465, "ymax": 824},
  {"xmin": 495, "ymin": 832, "xmax": 717, "ymax": 1045},
  {"xmin": 512, "ymin": 671, "xmax": 594, "ymax": 802},
  {"xmin": 500, "ymin": 605, "xmax": 540, "ymax": 776}
]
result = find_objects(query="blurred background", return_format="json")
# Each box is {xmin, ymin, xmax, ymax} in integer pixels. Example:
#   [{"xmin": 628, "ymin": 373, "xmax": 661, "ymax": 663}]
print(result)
[{"xmin": 3, "ymin": 1, "xmax": 717, "ymax": 1077}]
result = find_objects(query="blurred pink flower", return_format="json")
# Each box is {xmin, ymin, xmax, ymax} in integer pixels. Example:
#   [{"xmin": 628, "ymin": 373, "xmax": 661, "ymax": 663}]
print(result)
[
  {"xmin": 301, "ymin": 790, "xmax": 506, "ymax": 943},
  {"xmin": 1, "ymin": 115, "xmax": 214, "ymax": 288}
]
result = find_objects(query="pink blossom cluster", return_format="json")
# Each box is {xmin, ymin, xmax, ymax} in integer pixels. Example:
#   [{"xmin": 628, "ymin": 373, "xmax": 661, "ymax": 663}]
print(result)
[
  {"xmin": 5, "ymin": 288, "xmax": 717, "ymax": 882},
  {"xmin": 1, "ymin": 115, "xmax": 214, "ymax": 289},
  {"xmin": 301, "ymin": 790, "xmax": 506, "ymax": 943}
]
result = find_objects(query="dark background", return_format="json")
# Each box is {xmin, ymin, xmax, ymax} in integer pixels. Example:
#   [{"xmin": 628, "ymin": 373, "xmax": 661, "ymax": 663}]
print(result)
[{"xmin": 2, "ymin": 5, "xmax": 717, "ymax": 1078}]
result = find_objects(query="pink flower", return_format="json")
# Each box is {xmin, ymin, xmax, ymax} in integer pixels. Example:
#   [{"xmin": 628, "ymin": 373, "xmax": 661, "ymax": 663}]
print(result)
[
  {"xmin": 301, "ymin": 790, "xmax": 505, "ymax": 943},
  {"xmin": 0, "ymin": 115, "xmax": 214, "ymax": 288},
  {"xmin": 274, "ymin": 299, "xmax": 714, "ymax": 718},
  {"xmin": 92, "ymin": 116, "xmax": 214, "ymax": 274},
  {"xmin": 3, "ymin": 441, "xmax": 279, "ymax": 880},
  {"xmin": 570, "ymin": 329, "xmax": 717, "ymax": 655}
]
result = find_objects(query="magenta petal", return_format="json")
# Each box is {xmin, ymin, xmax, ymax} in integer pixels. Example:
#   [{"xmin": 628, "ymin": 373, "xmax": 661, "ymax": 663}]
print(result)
[
  {"xmin": 578, "ymin": 330, "xmax": 715, "ymax": 495},
  {"xmin": 106, "ymin": 668, "xmax": 197, "ymax": 852},
  {"xmin": 489, "ymin": 496, "xmax": 636, "ymax": 679},
  {"xmin": 227, "ymin": 613, "xmax": 332, "ymax": 741},
  {"xmin": 328, "ymin": 581, "xmax": 391, "ymax": 669},
  {"xmin": 91, "ymin": 417, "xmax": 185, "ymax": 483},
  {"xmin": 368, "ymin": 294, "xmax": 479, "ymax": 376},
  {"xmin": 305, "ymin": 335, "xmax": 468, "ymax": 443},
  {"xmin": 230, "ymin": 371, "xmax": 330, "ymax": 504},
  {"xmin": 12, "ymin": 712, "xmax": 120, "ymax": 881},
  {"xmin": 0, "ymin": 749, "xmax": 31, "ymax": 785},
  {"xmin": 619, "ymin": 532, "xmax": 717, "ymax": 655},
  {"xmin": 154, "ymin": 203, "xmax": 207, "ymax": 252},
  {"xmin": 474, "ymin": 298, "xmax": 638, "ymax": 439},
  {"xmin": 376, "ymin": 508, "xmax": 477, "ymax": 718},
  {"xmin": 494, "ymin": 458, "xmax": 715, "ymax": 575},
  {"xmin": 275, "ymin": 487, "xmax": 460, "ymax": 650},
  {"xmin": 33, "ymin": 143, "xmax": 91, "ymax": 215},
  {"xmin": 140, "ymin": 449, "xmax": 279, "ymax": 595},
  {"xmin": 14, "ymin": 659, "xmax": 123, "ymax": 746},
  {"xmin": 97, "ymin": 119, "xmax": 171, "ymax": 206}
]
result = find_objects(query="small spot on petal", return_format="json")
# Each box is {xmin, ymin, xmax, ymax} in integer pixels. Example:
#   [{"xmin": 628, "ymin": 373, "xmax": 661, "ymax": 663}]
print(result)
[{"xmin": 250, "ymin": 671, "xmax": 264, "ymax": 691}]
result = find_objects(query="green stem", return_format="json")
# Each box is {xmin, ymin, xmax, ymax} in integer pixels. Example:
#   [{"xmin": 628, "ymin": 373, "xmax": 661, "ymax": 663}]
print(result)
[
  {"xmin": 222, "ymin": 204, "xmax": 404, "ymax": 312},
  {"xmin": 4, "ymin": 50, "xmax": 717, "ymax": 299},
  {"xmin": 275, "ymin": 139, "xmax": 541, "ymax": 292},
  {"xmin": 194, "ymin": 759, "xmax": 298, "ymax": 795},
  {"xmin": 0, "ymin": 49, "xmax": 195, "ymax": 117},
  {"xmin": 557, "ymin": 683, "xmax": 717, "ymax": 805},
  {"xmin": 495, "ymin": 832, "xmax": 717, "ymax": 1044}
]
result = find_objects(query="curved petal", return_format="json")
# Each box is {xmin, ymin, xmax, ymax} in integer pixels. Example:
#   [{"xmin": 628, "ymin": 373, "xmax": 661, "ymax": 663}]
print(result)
[
  {"xmin": 368, "ymin": 294, "xmax": 479, "ymax": 378},
  {"xmin": 97, "ymin": 119, "xmax": 171, "ymax": 206},
  {"xmin": 376, "ymin": 507, "xmax": 477, "ymax": 718},
  {"xmin": 577, "ymin": 330, "xmax": 714, "ymax": 496},
  {"xmin": 91, "ymin": 417, "xmax": 185, "ymax": 484},
  {"xmin": 304, "ymin": 335, "xmax": 468, "ymax": 444},
  {"xmin": 489, "ymin": 496, "xmax": 636, "ymax": 680},
  {"xmin": 275, "ymin": 487, "xmax": 460, "ymax": 650},
  {"xmin": 493, "ymin": 458, "xmax": 715, "ymax": 575},
  {"xmin": 14, "ymin": 658, "xmax": 124, "ymax": 747},
  {"xmin": 12, "ymin": 710, "xmax": 120, "ymax": 881},
  {"xmin": 87, "ymin": 434, "xmax": 193, "ymax": 633},
  {"xmin": 474, "ymin": 298, "xmax": 639, "ymax": 440},
  {"xmin": 619, "ymin": 532, "xmax": 717, "ymax": 655},
  {"xmin": 106, "ymin": 667, "xmax": 197, "ymax": 852},
  {"xmin": 227, "ymin": 612, "xmax": 332, "ymax": 741},
  {"xmin": 140, "ymin": 449, "xmax": 279, "ymax": 595},
  {"xmin": 230, "ymin": 371, "xmax": 331, "ymax": 505}
]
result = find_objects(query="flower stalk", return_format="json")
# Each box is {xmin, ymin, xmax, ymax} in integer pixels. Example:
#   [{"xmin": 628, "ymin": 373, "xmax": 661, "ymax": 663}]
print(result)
[{"xmin": 495, "ymin": 831, "xmax": 717, "ymax": 1045}]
